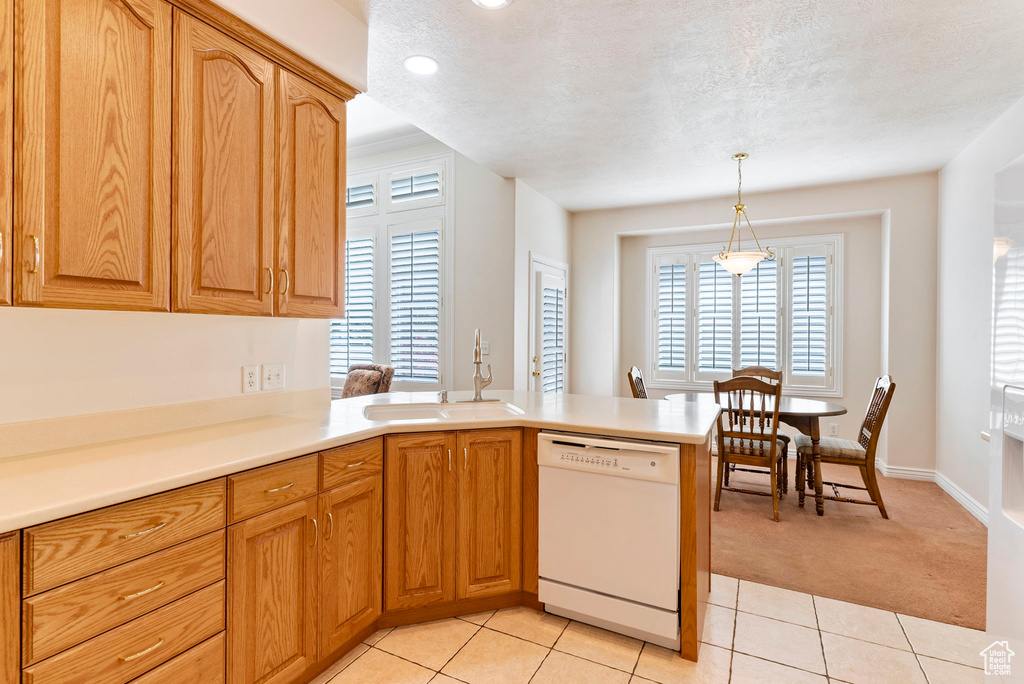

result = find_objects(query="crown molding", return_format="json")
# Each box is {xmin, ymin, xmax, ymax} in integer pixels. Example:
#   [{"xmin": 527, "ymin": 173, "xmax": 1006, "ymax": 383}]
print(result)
[{"xmin": 347, "ymin": 131, "xmax": 440, "ymax": 159}]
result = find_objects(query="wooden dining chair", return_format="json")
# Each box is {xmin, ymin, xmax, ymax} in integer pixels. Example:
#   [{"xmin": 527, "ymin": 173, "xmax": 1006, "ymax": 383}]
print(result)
[
  {"xmin": 714, "ymin": 376, "xmax": 787, "ymax": 522},
  {"xmin": 727, "ymin": 367, "xmax": 791, "ymax": 492},
  {"xmin": 627, "ymin": 366, "xmax": 648, "ymax": 399},
  {"xmin": 795, "ymin": 375, "xmax": 896, "ymax": 518}
]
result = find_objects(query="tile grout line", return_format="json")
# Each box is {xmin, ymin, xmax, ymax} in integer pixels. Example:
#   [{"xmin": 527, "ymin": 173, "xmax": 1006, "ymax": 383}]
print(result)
[
  {"xmin": 427, "ymin": 616, "xmax": 485, "ymax": 679},
  {"xmin": 526, "ymin": 613, "xmax": 571, "ymax": 683},
  {"xmin": 811, "ymin": 594, "xmax": 831, "ymax": 681},
  {"xmin": 324, "ymin": 642, "xmax": 373, "ymax": 684},
  {"xmin": 895, "ymin": 614, "xmax": 932, "ymax": 683}
]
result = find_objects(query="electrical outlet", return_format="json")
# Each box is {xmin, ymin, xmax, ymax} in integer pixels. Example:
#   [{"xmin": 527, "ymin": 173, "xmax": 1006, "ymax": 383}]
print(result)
[
  {"xmin": 480, "ymin": 341, "xmax": 490, "ymax": 356},
  {"xmin": 828, "ymin": 422, "xmax": 839, "ymax": 437},
  {"xmin": 242, "ymin": 366, "xmax": 260, "ymax": 394},
  {"xmin": 262, "ymin": 363, "xmax": 285, "ymax": 391}
]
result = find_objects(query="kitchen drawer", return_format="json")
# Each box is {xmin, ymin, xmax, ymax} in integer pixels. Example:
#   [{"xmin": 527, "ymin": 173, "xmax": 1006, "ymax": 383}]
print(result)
[
  {"xmin": 23, "ymin": 531, "xmax": 225, "ymax": 665},
  {"xmin": 128, "ymin": 632, "xmax": 224, "ymax": 684},
  {"xmin": 22, "ymin": 581, "xmax": 224, "ymax": 684},
  {"xmin": 321, "ymin": 438, "xmax": 383, "ymax": 490},
  {"xmin": 227, "ymin": 455, "xmax": 317, "ymax": 523},
  {"xmin": 23, "ymin": 480, "xmax": 226, "ymax": 596}
]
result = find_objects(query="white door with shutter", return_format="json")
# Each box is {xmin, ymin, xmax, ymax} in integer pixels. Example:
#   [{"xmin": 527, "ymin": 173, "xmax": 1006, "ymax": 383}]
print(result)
[{"xmin": 529, "ymin": 256, "xmax": 568, "ymax": 393}]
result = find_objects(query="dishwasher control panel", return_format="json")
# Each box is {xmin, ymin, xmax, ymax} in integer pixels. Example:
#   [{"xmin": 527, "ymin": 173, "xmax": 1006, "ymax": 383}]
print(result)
[{"xmin": 537, "ymin": 432, "xmax": 679, "ymax": 484}]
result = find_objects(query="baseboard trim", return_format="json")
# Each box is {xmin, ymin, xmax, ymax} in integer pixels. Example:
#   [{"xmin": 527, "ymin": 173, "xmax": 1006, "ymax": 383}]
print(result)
[
  {"xmin": 934, "ymin": 471, "xmax": 989, "ymax": 526},
  {"xmin": 875, "ymin": 459, "xmax": 935, "ymax": 482},
  {"xmin": 876, "ymin": 460, "xmax": 989, "ymax": 526}
]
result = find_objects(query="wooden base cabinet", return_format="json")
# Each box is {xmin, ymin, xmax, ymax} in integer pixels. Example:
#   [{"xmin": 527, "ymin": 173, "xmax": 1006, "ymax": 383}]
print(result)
[
  {"xmin": 457, "ymin": 429, "xmax": 522, "ymax": 600},
  {"xmin": 384, "ymin": 429, "xmax": 522, "ymax": 612},
  {"xmin": 318, "ymin": 474, "xmax": 382, "ymax": 656},
  {"xmin": 227, "ymin": 499, "xmax": 318, "ymax": 684}
]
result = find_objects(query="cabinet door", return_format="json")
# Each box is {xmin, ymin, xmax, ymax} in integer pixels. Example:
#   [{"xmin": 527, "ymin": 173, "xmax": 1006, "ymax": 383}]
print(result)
[
  {"xmin": 173, "ymin": 13, "xmax": 276, "ymax": 315},
  {"xmin": 227, "ymin": 498, "xmax": 317, "ymax": 684},
  {"xmin": 276, "ymin": 70, "xmax": 345, "ymax": 318},
  {"xmin": 319, "ymin": 474, "xmax": 381, "ymax": 655},
  {"xmin": 15, "ymin": 0, "xmax": 172, "ymax": 311},
  {"xmin": 1, "ymin": 532, "xmax": 17, "ymax": 684},
  {"xmin": 0, "ymin": 0, "xmax": 11, "ymax": 306},
  {"xmin": 457, "ymin": 429, "xmax": 522, "ymax": 600},
  {"xmin": 384, "ymin": 432, "xmax": 456, "ymax": 611}
]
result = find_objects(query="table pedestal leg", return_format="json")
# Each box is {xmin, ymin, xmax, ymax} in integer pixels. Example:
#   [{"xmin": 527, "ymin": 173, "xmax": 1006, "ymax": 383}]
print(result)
[{"xmin": 809, "ymin": 419, "xmax": 824, "ymax": 516}]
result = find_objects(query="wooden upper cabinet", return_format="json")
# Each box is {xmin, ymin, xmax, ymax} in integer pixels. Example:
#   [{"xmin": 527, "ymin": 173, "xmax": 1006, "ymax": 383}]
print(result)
[
  {"xmin": 173, "ymin": 13, "xmax": 277, "ymax": 315},
  {"xmin": 227, "ymin": 498, "xmax": 317, "ymax": 684},
  {"xmin": 318, "ymin": 474, "xmax": 381, "ymax": 656},
  {"xmin": 384, "ymin": 432, "xmax": 456, "ymax": 611},
  {"xmin": 0, "ymin": 0, "xmax": 11, "ymax": 307},
  {"xmin": 276, "ymin": 70, "xmax": 345, "ymax": 318},
  {"xmin": 14, "ymin": 0, "xmax": 172, "ymax": 311},
  {"xmin": 456, "ymin": 429, "xmax": 522, "ymax": 600}
]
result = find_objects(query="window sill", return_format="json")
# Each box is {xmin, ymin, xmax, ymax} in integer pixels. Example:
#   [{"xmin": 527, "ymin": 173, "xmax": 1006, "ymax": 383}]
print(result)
[{"xmin": 648, "ymin": 379, "xmax": 842, "ymax": 398}]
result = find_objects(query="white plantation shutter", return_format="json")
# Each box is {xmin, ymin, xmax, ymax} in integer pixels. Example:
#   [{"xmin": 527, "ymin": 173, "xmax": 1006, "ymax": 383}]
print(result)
[
  {"xmin": 389, "ymin": 166, "xmax": 443, "ymax": 210},
  {"xmin": 739, "ymin": 259, "xmax": 778, "ymax": 368},
  {"xmin": 389, "ymin": 225, "xmax": 441, "ymax": 382},
  {"xmin": 697, "ymin": 260, "xmax": 733, "ymax": 374},
  {"xmin": 540, "ymin": 283, "xmax": 566, "ymax": 393},
  {"xmin": 330, "ymin": 237, "xmax": 376, "ymax": 376},
  {"xmin": 791, "ymin": 254, "xmax": 828, "ymax": 376},
  {"xmin": 345, "ymin": 183, "xmax": 375, "ymax": 211},
  {"xmin": 657, "ymin": 263, "xmax": 687, "ymax": 372}
]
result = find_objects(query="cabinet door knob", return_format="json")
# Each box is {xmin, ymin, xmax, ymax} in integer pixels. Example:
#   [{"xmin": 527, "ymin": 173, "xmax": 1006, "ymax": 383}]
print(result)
[{"xmin": 280, "ymin": 269, "xmax": 290, "ymax": 295}]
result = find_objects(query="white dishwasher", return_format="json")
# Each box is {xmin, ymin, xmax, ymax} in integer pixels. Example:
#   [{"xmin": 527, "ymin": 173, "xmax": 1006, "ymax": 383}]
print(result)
[{"xmin": 537, "ymin": 431, "xmax": 680, "ymax": 649}]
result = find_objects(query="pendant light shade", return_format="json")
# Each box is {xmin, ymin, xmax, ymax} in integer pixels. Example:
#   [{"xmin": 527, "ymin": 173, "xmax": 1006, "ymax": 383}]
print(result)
[{"xmin": 714, "ymin": 154, "xmax": 774, "ymax": 276}]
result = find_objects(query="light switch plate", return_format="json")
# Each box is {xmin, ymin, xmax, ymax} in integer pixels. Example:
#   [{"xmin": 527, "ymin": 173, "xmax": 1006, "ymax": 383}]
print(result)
[
  {"xmin": 262, "ymin": 363, "xmax": 285, "ymax": 391},
  {"xmin": 242, "ymin": 366, "xmax": 260, "ymax": 394},
  {"xmin": 481, "ymin": 341, "xmax": 490, "ymax": 355}
]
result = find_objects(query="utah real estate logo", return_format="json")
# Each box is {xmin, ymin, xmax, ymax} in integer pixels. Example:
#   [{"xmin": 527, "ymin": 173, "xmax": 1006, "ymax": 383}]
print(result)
[{"xmin": 981, "ymin": 640, "xmax": 1015, "ymax": 676}]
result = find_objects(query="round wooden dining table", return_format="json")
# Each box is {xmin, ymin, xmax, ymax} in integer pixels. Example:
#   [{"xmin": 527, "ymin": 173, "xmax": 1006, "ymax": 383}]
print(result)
[{"xmin": 665, "ymin": 392, "xmax": 847, "ymax": 516}]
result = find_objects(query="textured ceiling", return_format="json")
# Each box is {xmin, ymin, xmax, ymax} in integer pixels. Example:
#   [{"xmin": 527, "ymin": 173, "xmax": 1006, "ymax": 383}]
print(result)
[{"xmin": 356, "ymin": 0, "xmax": 1024, "ymax": 211}]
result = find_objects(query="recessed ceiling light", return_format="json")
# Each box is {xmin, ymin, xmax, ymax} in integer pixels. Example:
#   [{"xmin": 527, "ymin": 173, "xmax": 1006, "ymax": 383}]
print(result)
[
  {"xmin": 403, "ymin": 55, "xmax": 439, "ymax": 75},
  {"xmin": 472, "ymin": 0, "xmax": 513, "ymax": 8}
]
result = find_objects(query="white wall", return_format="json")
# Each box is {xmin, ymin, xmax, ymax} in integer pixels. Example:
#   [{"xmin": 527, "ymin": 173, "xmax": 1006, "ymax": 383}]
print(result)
[
  {"xmin": 571, "ymin": 172, "xmax": 939, "ymax": 472},
  {"xmin": 348, "ymin": 141, "xmax": 517, "ymax": 391},
  {"xmin": 0, "ymin": 308, "xmax": 328, "ymax": 424},
  {"xmin": 513, "ymin": 179, "xmax": 571, "ymax": 390},
  {"xmin": 936, "ymin": 96, "xmax": 1024, "ymax": 511},
  {"xmin": 212, "ymin": 0, "xmax": 368, "ymax": 92},
  {"xmin": 619, "ymin": 215, "xmax": 882, "ymax": 440}
]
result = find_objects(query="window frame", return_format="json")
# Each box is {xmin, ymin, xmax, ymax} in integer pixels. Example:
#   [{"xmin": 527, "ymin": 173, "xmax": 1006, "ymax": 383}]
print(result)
[
  {"xmin": 331, "ymin": 153, "xmax": 455, "ymax": 394},
  {"xmin": 645, "ymin": 233, "xmax": 843, "ymax": 397}
]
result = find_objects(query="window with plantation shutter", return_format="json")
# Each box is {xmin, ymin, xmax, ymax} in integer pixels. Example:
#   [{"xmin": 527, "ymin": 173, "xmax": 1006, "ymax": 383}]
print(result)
[
  {"xmin": 657, "ymin": 263, "xmax": 687, "ymax": 372},
  {"xmin": 740, "ymin": 259, "xmax": 777, "ymax": 368},
  {"xmin": 541, "ymin": 282, "xmax": 566, "ymax": 393},
  {"xmin": 389, "ymin": 165, "xmax": 443, "ymax": 211},
  {"xmin": 329, "ymin": 236, "xmax": 375, "ymax": 376},
  {"xmin": 389, "ymin": 225, "xmax": 441, "ymax": 383},
  {"xmin": 646, "ymin": 235, "xmax": 841, "ymax": 395},
  {"xmin": 697, "ymin": 260, "xmax": 733, "ymax": 374}
]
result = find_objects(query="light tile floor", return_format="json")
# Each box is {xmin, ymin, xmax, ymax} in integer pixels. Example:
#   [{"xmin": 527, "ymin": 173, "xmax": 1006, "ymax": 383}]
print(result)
[{"xmin": 311, "ymin": 575, "xmax": 989, "ymax": 684}]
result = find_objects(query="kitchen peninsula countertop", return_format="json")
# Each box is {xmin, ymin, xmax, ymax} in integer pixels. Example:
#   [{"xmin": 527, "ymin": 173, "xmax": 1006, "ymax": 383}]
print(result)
[{"xmin": 0, "ymin": 390, "xmax": 719, "ymax": 533}]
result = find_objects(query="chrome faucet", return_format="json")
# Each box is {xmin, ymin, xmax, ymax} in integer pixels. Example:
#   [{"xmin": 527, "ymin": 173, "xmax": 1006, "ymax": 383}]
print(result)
[{"xmin": 468, "ymin": 328, "xmax": 495, "ymax": 402}]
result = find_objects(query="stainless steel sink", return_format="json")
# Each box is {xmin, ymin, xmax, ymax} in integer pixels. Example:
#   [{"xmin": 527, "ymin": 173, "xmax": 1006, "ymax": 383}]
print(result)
[{"xmin": 362, "ymin": 401, "xmax": 524, "ymax": 422}]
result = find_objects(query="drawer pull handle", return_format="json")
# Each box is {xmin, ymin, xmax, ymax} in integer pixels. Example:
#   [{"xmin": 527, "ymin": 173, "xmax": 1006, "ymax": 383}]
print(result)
[
  {"xmin": 346, "ymin": 461, "xmax": 365, "ymax": 468},
  {"xmin": 325, "ymin": 512, "xmax": 334, "ymax": 540},
  {"xmin": 121, "ymin": 581, "xmax": 165, "ymax": 601},
  {"xmin": 266, "ymin": 483, "xmax": 294, "ymax": 493},
  {"xmin": 120, "ymin": 522, "xmax": 166, "ymax": 540},
  {"xmin": 120, "ymin": 638, "xmax": 164, "ymax": 662}
]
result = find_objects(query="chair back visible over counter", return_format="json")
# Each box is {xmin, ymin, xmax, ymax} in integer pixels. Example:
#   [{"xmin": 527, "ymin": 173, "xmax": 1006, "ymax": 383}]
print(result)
[
  {"xmin": 732, "ymin": 365, "xmax": 782, "ymax": 384},
  {"xmin": 858, "ymin": 375, "xmax": 897, "ymax": 464},
  {"xmin": 713, "ymin": 376, "xmax": 783, "ymax": 453},
  {"xmin": 627, "ymin": 365, "xmax": 648, "ymax": 399},
  {"xmin": 340, "ymin": 363, "xmax": 395, "ymax": 398}
]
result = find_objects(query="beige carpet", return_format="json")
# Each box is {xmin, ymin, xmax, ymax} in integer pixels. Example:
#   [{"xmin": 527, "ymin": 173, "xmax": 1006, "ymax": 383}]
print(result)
[{"xmin": 711, "ymin": 458, "xmax": 988, "ymax": 630}]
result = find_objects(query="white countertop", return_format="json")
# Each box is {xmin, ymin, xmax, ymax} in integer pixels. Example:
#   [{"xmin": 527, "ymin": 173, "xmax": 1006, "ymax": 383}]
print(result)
[{"xmin": 0, "ymin": 391, "xmax": 719, "ymax": 533}]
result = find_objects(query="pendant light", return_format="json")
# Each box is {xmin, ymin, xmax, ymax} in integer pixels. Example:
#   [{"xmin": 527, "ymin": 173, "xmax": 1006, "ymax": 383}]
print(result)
[{"xmin": 713, "ymin": 153, "xmax": 774, "ymax": 276}]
